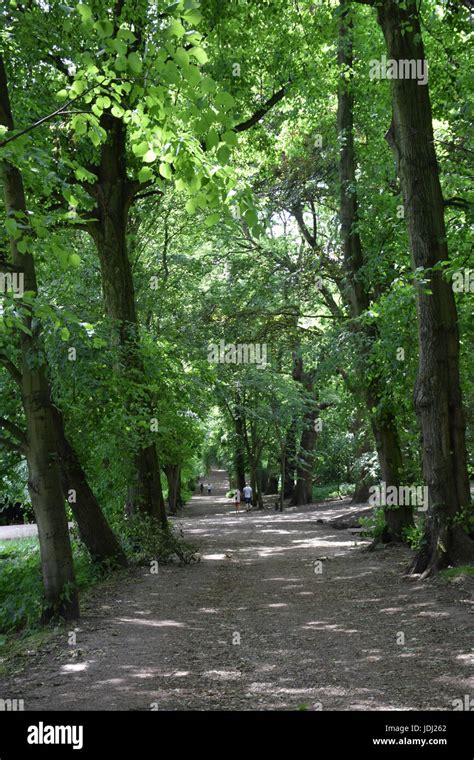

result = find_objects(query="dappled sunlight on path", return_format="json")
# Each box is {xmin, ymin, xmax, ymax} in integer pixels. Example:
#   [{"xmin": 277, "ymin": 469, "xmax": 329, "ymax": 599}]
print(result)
[{"xmin": 2, "ymin": 469, "xmax": 473, "ymax": 711}]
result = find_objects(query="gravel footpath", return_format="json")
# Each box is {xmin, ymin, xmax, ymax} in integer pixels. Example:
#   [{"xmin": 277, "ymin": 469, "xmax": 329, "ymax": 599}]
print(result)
[{"xmin": 1, "ymin": 470, "xmax": 472, "ymax": 711}]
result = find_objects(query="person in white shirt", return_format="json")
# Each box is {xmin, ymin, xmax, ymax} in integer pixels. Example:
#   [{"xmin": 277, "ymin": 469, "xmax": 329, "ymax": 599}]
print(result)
[
  {"xmin": 234, "ymin": 488, "xmax": 241, "ymax": 512},
  {"xmin": 243, "ymin": 483, "xmax": 252, "ymax": 511}
]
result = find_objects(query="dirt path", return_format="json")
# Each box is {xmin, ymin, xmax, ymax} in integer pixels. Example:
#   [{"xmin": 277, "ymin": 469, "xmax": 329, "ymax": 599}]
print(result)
[{"xmin": 1, "ymin": 470, "xmax": 473, "ymax": 711}]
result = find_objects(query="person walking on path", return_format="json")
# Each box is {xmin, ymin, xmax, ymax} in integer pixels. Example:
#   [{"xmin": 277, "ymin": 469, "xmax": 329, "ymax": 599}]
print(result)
[
  {"xmin": 200, "ymin": 482, "xmax": 204, "ymax": 495},
  {"xmin": 243, "ymin": 483, "xmax": 253, "ymax": 511},
  {"xmin": 207, "ymin": 483, "xmax": 212, "ymax": 495},
  {"xmin": 234, "ymin": 488, "xmax": 241, "ymax": 513}
]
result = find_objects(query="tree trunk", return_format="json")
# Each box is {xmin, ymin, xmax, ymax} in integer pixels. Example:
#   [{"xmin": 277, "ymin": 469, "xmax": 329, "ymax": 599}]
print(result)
[
  {"xmin": 0, "ymin": 55, "xmax": 79, "ymax": 621},
  {"xmin": 87, "ymin": 114, "xmax": 167, "ymax": 528},
  {"xmin": 52, "ymin": 407, "xmax": 127, "ymax": 566},
  {"xmin": 265, "ymin": 469, "xmax": 279, "ymax": 495},
  {"xmin": 292, "ymin": 410, "xmax": 317, "ymax": 506},
  {"xmin": 165, "ymin": 464, "xmax": 180, "ymax": 514},
  {"xmin": 337, "ymin": 1, "xmax": 412, "ymax": 541},
  {"xmin": 376, "ymin": 0, "xmax": 472, "ymax": 571},
  {"xmin": 234, "ymin": 414, "xmax": 246, "ymax": 491},
  {"xmin": 283, "ymin": 418, "xmax": 297, "ymax": 498}
]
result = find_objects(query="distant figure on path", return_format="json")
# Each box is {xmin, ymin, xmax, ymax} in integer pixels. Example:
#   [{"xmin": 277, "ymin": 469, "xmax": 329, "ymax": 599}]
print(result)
[
  {"xmin": 200, "ymin": 482, "xmax": 204, "ymax": 494},
  {"xmin": 207, "ymin": 483, "xmax": 212, "ymax": 494},
  {"xmin": 243, "ymin": 483, "xmax": 252, "ymax": 511},
  {"xmin": 234, "ymin": 488, "xmax": 241, "ymax": 512}
]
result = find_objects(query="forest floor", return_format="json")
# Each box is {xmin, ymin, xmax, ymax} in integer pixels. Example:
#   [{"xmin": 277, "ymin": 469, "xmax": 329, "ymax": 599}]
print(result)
[{"xmin": 1, "ymin": 469, "xmax": 473, "ymax": 711}]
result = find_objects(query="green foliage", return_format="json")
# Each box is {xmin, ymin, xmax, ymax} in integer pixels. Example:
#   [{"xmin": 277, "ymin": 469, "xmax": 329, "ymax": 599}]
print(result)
[
  {"xmin": 402, "ymin": 522, "xmax": 425, "ymax": 552},
  {"xmin": 359, "ymin": 509, "xmax": 386, "ymax": 541},
  {"xmin": 440, "ymin": 565, "xmax": 474, "ymax": 580},
  {"xmin": 0, "ymin": 538, "xmax": 102, "ymax": 633},
  {"xmin": 452, "ymin": 504, "xmax": 474, "ymax": 536},
  {"xmin": 118, "ymin": 516, "xmax": 199, "ymax": 566}
]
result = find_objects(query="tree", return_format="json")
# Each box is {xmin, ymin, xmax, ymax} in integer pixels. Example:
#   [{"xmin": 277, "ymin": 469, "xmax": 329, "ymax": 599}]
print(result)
[
  {"xmin": 373, "ymin": 0, "xmax": 473, "ymax": 572},
  {"xmin": 0, "ymin": 54, "xmax": 79, "ymax": 621}
]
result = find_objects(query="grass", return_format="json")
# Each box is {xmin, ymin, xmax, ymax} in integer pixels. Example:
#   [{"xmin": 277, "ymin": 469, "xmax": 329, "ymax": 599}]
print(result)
[
  {"xmin": 439, "ymin": 565, "xmax": 474, "ymax": 579},
  {"xmin": 312, "ymin": 482, "xmax": 354, "ymax": 502},
  {"xmin": 0, "ymin": 536, "xmax": 104, "ymax": 635},
  {"xmin": 0, "ymin": 535, "xmax": 126, "ymax": 676}
]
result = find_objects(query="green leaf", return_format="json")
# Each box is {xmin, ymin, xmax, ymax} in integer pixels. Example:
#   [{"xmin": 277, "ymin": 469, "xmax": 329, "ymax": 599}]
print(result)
[
  {"xmin": 185, "ymin": 198, "xmax": 197, "ymax": 215},
  {"xmin": 143, "ymin": 149, "xmax": 157, "ymax": 163},
  {"xmin": 169, "ymin": 19, "xmax": 185, "ymax": 38},
  {"xmin": 110, "ymin": 38, "xmax": 128, "ymax": 56},
  {"xmin": 206, "ymin": 128, "xmax": 219, "ymax": 150},
  {"xmin": 215, "ymin": 91, "xmax": 235, "ymax": 110},
  {"xmin": 217, "ymin": 144, "xmax": 231, "ymax": 164},
  {"xmin": 222, "ymin": 130, "xmax": 238, "ymax": 147},
  {"xmin": 69, "ymin": 254, "xmax": 81, "ymax": 268},
  {"xmin": 94, "ymin": 19, "xmax": 113, "ymax": 38},
  {"xmin": 189, "ymin": 47, "xmax": 208, "ymax": 65},
  {"xmin": 174, "ymin": 48, "xmax": 190, "ymax": 67},
  {"xmin": 205, "ymin": 212, "xmax": 220, "ymax": 227},
  {"xmin": 60, "ymin": 327, "xmax": 70, "ymax": 341},
  {"xmin": 159, "ymin": 163, "xmax": 172, "ymax": 179},
  {"xmin": 77, "ymin": 3, "xmax": 93, "ymax": 22},
  {"xmin": 132, "ymin": 141, "xmax": 150, "ymax": 157},
  {"xmin": 138, "ymin": 166, "xmax": 153, "ymax": 183},
  {"xmin": 5, "ymin": 218, "xmax": 20, "ymax": 240},
  {"xmin": 127, "ymin": 52, "xmax": 142, "ymax": 74},
  {"xmin": 244, "ymin": 209, "xmax": 258, "ymax": 227},
  {"xmin": 184, "ymin": 9, "xmax": 202, "ymax": 25},
  {"xmin": 200, "ymin": 76, "xmax": 216, "ymax": 94}
]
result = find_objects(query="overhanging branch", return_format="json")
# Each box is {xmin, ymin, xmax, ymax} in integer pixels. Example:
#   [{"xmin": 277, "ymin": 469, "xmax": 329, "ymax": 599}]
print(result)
[{"xmin": 234, "ymin": 86, "xmax": 287, "ymax": 133}]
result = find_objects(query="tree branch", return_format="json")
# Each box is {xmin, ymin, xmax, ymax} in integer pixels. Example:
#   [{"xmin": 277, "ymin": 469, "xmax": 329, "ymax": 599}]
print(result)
[
  {"xmin": 0, "ymin": 433, "xmax": 24, "ymax": 454},
  {"xmin": 0, "ymin": 353, "xmax": 22, "ymax": 385},
  {"xmin": 234, "ymin": 86, "xmax": 287, "ymax": 133},
  {"xmin": 0, "ymin": 417, "xmax": 27, "ymax": 448}
]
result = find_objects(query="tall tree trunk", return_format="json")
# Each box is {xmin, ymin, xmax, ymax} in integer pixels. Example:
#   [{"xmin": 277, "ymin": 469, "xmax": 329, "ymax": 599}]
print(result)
[
  {"xmin": 283, "ymin": 417, "xmax": 297, "ymax": 498},
  {"xmin": 291, "ymin": 355, "xmax": 318, "ymax": 507},
  {"xmin": 87, "ymin": 115, "xmax": 167, "ymax": 528},
  {"xmin": 376, "ymin": 0, "xmax": 472, "ymax": 572},
  {"xmin": 337, "ymin": 1, "xmax": 412, "ymax": 541},
  {"xmin": 165, "ymin": 464, "xmax": 180, "ymax": 514},
  {"xmin": 0, "ymin": 56, "xmax": 79, "ymax": 621},
  {"xmin": 234, "ymin": 413, "xmax": 246, "ymax": 491},
  {"xmin": 52, "ymin": 407, "xmax": 127, "ymax": 566}
]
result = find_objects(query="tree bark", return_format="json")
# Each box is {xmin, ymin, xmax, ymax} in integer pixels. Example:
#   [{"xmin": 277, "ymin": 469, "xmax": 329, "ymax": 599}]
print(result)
[
  {"xmin": 165, "ymin": 464, "xmax": 180, "ymax": 514},
  {"xmin": 86, "ymin": 115, "xmax": 167, "ymax": 528},
  {"xmin": 0, "ymin": 55, "xmax": 79, "ymax": 621},
  {"xmin": 376, "ymin": 0, "xmax": 472, "ymax": 571},
  {"xmin": 51, "ymin": 407, "xmax": 127, "ymax": 566},
  {"xmin": 233, "ymin": 413, "xmax": 246, "ymax": 491},
  {"xmin": 337, "ymin": 0, "xmax": 412, "ymax": 541}
]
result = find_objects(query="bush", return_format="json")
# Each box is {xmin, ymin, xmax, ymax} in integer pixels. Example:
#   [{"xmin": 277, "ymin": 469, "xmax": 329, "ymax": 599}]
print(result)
[
  {"xmin": 359, "ymin": 508, "xmax": 386, "ymax": 540},
  {"xmin": 118, "ymin": 515, "xmax": 199, "ymax": 565},
  {"xmin": 402, "ymin": 522, "xmax": 425, "ymax": 551}
]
